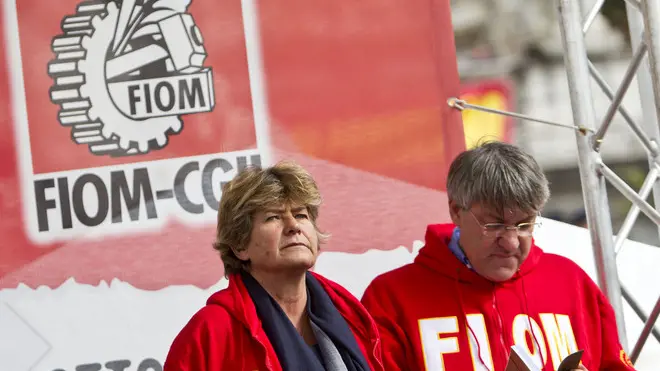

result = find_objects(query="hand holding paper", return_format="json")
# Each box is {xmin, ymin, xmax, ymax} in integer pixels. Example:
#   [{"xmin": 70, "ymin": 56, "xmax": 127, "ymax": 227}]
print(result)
[{"xmin": 505, "ymin": 344, "xmax": 584, "ymax": 371}]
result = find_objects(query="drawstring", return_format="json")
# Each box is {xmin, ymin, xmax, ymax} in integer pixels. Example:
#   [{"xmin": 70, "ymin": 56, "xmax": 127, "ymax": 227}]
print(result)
[
  {"xmin": 452, "ymin": 269, "xmax": 545, "ymax": 371},
  {"xmin": 492, "ymin": 288, "xmax": 509, "ymax": 359},
  {"xmin": 454, "ymin": 270, "xmax": 491, "ymax": 371},
  {"xmin": 521, "ymin": 276, "xmax": 547, "ymax": 369}
]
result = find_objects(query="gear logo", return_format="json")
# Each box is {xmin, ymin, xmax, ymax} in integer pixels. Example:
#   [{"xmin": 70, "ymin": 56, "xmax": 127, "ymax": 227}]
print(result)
[{"xmin": 47, "ymin": 0, "xmax": 215, "ymax": 157}]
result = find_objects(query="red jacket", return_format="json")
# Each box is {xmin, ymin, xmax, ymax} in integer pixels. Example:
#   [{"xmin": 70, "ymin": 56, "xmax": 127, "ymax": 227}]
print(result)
[
  {"xmin": 361, "ymin": 224, "xmax": 636, "ymax": 371},
  {"xmin": 164, "ymin": 271, "xmax": 384, "ymax": 371}
]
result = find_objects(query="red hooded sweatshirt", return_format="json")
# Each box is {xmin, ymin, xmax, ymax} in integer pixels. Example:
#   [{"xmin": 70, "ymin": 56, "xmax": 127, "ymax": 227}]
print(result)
[
  {"xmin": 361, "ymin": 224, "xmax": 636, "ymax": 371},
  {"xmin": 164, "ymin": 271, "xmax": 384, "ymax": 371}
]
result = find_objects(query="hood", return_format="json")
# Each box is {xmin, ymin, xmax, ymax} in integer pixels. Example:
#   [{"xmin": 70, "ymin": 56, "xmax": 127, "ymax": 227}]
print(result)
[
  {"xmin": 414, "ymin": 224, "xmax": 549, "ymax": 370},
  {"xmin": 205, "ymin": 272, "xmax": 379, "ymax": 343},
  {"xmin": 206, "ymin": 274, "xmax": 262, "ymax": 333},
  {"xmin": 414, "ymin": 223, "xmax": 544, "ymax": 288}
]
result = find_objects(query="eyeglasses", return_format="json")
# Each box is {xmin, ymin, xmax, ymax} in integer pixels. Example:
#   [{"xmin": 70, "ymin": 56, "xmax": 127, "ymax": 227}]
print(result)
[{"xmin": 468, "ymin": 210, "xmax": 541, "ymax": 238}]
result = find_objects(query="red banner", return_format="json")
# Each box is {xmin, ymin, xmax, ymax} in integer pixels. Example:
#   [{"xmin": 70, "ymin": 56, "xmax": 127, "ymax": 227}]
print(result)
[
  {"xmin": 460, "ymin": 79, "xmax": 515, "ymax": 147},
  {"xmin": 0, "ymin": 1, "xmax": 464, "ymax": 369},
  {"xmin": 0, "ymin": 0, "xmax": 463, "ymax": 290}
]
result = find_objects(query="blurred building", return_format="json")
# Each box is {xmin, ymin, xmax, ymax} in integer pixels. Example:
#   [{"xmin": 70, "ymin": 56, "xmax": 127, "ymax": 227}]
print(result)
[{"xmin": 451, "ymin": 0, "xmax": 660, "ymax": 245}]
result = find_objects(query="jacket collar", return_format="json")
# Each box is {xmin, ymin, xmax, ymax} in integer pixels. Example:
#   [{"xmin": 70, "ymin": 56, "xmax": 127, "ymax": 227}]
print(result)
[{"xmin": 207, "ymin": 271, "xmax": 383, "ymax": 370}]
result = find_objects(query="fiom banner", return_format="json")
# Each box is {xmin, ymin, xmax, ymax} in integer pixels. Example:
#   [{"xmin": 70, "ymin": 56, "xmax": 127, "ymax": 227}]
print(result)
[{"xmin": 0, "ymin": 1, "xmax": 463, "ymax": 370}]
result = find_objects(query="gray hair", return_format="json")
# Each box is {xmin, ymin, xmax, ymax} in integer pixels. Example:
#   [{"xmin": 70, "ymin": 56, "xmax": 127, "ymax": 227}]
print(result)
[{"xmin": 446, "ymin": 141, "xmax": 550, "ymax": 213}]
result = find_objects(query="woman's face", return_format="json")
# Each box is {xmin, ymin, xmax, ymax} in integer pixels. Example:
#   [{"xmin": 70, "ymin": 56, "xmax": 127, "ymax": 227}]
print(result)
[{"xmin": 236, "ymin": 203, "xmax": 319, "ymax": 274}]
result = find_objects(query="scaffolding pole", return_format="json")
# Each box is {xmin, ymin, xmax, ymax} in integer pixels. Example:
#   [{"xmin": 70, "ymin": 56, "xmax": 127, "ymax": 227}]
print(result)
[
  {"xmin": 626, "ymin": 0, "xmax": 660, "ymax": 243},
  {"xmin": 555, "ymin": 0, "xmax": 629, "ymax": 347}
]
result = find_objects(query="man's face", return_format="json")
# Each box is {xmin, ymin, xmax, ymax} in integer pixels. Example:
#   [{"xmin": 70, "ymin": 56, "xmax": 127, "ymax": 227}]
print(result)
[{"xmin": 449, "ymin": 201, "xmax": 538, "ymax": 282}]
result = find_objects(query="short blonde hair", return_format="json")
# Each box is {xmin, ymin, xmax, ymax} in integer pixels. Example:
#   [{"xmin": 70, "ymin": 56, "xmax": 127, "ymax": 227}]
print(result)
[{"xmin": 213, "ymin": 160, "xmax": 329, "ymax": 276}]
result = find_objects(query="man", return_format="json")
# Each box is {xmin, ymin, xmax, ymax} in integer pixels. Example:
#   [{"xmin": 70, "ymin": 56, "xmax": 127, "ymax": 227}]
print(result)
[
  {"xmin": 361, "ymin": 141, "xmax": 635, "ymax": 371},
  {"xmin": 165, "ymin": 161, "xmax": 383, "ymax": 371}
]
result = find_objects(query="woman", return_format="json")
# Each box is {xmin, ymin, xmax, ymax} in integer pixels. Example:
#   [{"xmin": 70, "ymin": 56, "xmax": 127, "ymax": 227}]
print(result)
[{"xmin": 164, "ymin": 160, "xmax": 384, "ymax": 371}]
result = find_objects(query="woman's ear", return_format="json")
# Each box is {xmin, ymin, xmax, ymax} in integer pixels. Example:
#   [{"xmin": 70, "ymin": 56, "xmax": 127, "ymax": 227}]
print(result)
[{"xmin": 232, "ymin": 246, "xmax": 250, "ymax": 261}]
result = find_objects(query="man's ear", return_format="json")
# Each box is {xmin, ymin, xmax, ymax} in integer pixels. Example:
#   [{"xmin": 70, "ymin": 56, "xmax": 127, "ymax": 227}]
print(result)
[{"xmin": 449, "ymin": 200, "xmax": 462, "ymax": 225}]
